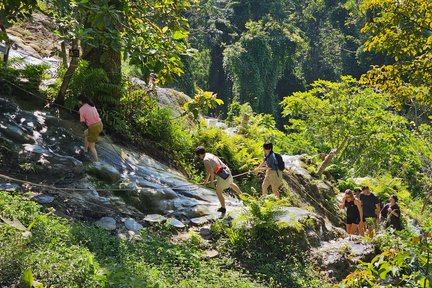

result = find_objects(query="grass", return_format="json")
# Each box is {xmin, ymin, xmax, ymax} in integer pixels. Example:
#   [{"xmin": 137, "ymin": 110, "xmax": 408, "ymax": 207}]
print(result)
[{"xmin": 0, "ymin": 191, "xmax": 266, "ymax": 288}]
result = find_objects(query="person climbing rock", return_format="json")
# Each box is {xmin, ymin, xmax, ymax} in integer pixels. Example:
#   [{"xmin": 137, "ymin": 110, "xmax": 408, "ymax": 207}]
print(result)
[
  {"xmin": 339, "ymin": 189, "xmax": 363, "ymax": 235},
  {"xmin": 195, "ymin": 146, "xmax": 243, "ymax": 213},
  {"xmin": 78, "ymin": 95, "xmax": 103, "ymax": 162},
  {"xmin": 360, "ymin": 185, "xmax": 380, "ymax": 237},
  {"xmin": 381, "ymin": 194, "xmax": 402, "ymax": 231},
  {"xmin": 254, "ymin": 142, "xmax": 283, "ymax": 198}
]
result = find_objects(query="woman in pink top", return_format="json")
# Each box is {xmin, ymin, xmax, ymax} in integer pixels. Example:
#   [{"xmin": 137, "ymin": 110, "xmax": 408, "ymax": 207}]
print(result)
[{"xmin": 78, "ymin": 95, "xmax": 103, "ymax": 161}]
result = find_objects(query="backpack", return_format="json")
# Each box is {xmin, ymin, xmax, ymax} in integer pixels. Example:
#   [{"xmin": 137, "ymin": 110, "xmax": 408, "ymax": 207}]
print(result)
[{"xmin": 274, "ymin": 153, "xmax": 285, "ymax": 171}]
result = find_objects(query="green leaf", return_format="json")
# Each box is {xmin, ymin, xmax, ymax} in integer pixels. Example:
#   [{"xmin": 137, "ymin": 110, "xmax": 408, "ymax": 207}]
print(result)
[
  {"xmin": 173, "ymin": 30, "xmax": 188, "ymax": 40},
  {"xmin": 22, "ymin": 269, "xmax": 33, "ymax": 288}
]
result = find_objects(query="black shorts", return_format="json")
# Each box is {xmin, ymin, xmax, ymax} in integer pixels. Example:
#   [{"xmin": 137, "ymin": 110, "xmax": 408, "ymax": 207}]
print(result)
[{"xmin": 346, "ymin": 216, "xmax": 360, "ymax": 225}]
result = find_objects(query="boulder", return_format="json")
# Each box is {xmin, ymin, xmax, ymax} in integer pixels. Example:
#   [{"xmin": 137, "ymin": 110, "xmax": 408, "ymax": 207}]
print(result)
[
  {"xmin": 0, "ymin": 122, "xmax": 34, "ymax": 144},
  {"xmin": 124, "ymin": 218, "xmax": 143, "ymax": 231},
  {"xmin": 32, "ymin": 194, "xmax": 55, "ymax": 204},
  {"xmin": 87, "ymin": 162, "xmax": 121, "ymax": 183},
  {"xmin": 0, "ymin": 183, "xmax": 21, "ymax": 192},
  {"xmin": 95, "ymin": 217, "xmax": 117, "ymax": 230}
]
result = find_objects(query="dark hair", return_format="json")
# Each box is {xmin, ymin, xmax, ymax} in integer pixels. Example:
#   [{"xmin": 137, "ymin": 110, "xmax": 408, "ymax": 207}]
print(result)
[
  {"xmin": 77, "ymin": 95, "xmax": 95, "ymax": 107},
  {"xmin": 263, "ymin": 142, "xmax": 273, "ymax": 150},
  {"xmin": 390, "ymin": 194, "xmax": 398, "ymax": 202},
  {"xmin": 354, "ymin": 188, "xmax": 361, "ymax": 193},
  {"xmin": 361, "ymin": 185, "xmax": 369, "ymax": 191},
  {"xmin": 195, "ymin": 146, "xmax": 206, "ymax": 155}
]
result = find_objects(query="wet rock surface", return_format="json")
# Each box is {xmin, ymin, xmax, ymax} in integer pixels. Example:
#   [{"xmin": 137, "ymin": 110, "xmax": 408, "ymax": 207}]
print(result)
[{"xmin": 311, "ymin": 236, "xmax": 375, "ymax": 282}]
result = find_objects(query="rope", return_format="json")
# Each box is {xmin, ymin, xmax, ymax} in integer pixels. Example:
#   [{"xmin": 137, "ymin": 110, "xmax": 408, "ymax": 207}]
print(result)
[
  {"xmin": 283, "ymin": 170, "xmax": 336, "ymax": 217},
  {"xmin": 0, "ymin": 170, "xmax": 253, "ymax": 193}
]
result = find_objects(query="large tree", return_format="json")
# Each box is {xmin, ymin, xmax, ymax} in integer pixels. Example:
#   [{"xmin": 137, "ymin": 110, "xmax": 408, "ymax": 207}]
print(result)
[{"xmin": 51, "ymin": 0, "xmax": 191, "ymax": 105}]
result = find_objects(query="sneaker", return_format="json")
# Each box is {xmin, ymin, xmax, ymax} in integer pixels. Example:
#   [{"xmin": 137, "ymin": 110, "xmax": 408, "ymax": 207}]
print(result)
[{"xmin": 217, "ymin": 207, "xmax": 226, "ymax": 213}]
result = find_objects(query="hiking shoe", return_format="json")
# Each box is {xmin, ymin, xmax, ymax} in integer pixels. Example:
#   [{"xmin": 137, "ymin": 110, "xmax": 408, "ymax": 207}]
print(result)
[{"xmin": 217, "ymin": 207, "xmax": 226, "ymax": 213}]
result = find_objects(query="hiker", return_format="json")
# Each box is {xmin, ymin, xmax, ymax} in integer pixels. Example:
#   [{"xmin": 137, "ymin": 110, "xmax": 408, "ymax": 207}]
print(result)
[
  {"xmin": 195, "ymin": 146, "xmax": 243, "ymax": 213},
  {"xmin": 339, "ymin": 189, "xmax": 363, "ymax": 235},
  {"xmin": 147, "ymin": 73, "xmax": 157, "ymax": 94},
  {"xmin": 359, "ymin": 185, "xmax": 380, "ymax": 237},
  {"xmin": 78, "ymin": 95, "xmax": 103, "ymax": 162},
  {"xmin": 354, "ymin": 188, "xmax": 361, "ymax": 200},
  {"xmin": 254, "ymin": 142, "xmax": 283, "ymax": 198},
  {"xmin": 381, "ymin": 194, "xmax": 402, "ymax": 231}
]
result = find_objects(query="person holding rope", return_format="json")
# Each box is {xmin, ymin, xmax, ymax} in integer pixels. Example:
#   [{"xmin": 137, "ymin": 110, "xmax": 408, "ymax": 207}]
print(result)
[
  {"xmin": 254, "ymin": 142, "xmax": 283, "ymax": 198},
  {"xmin": 78, "ymin": 95, "xmax": 103, "ymax": 162},
  {"xmin": 195, "ymin": 146, "xmax": 243, "ymax": 214}
]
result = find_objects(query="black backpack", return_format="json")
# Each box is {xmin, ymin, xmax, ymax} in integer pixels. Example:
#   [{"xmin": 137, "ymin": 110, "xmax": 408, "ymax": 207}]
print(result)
[{"xmin": 274, "ymin": 153, "xmax": 285, "ymax": 171}]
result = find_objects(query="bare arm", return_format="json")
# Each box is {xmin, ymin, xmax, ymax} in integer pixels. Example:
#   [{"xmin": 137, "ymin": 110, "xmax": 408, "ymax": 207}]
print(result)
[
  {"xmin": 254, "ymin": 161, "xmax": 266, "ymax": 172},
  {"xmin": 339, "ymin": 196, "xmax": 346, "ymax": 209},
  {"xmin": 355, "ymin": 199, "xmax": 363, "ymax": 222},
  {"xmin": 375, "ymin": 203, "xmax": 381, "ymax": 222}
]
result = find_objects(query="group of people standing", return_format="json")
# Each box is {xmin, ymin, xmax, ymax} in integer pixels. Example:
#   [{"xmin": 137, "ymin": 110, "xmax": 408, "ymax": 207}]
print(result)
[{"xmin": 340, "ymin": 186, "xmax": 402, "ymax": 237}]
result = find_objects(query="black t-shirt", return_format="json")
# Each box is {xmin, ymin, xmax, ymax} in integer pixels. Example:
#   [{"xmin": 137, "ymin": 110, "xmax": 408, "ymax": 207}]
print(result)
[
  {"xmin": 360, "ymin": 192, "xmax": 379, "ymax": 218},
  {"xmin": 381, "ymin": 203, "xmax": 402, "ymax": 230}
]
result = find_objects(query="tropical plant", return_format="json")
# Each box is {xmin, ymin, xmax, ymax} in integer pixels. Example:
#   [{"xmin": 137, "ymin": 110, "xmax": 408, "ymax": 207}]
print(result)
[{"xmin": 360, "ymin": 0, "xmax": 432, "ymax": 109}]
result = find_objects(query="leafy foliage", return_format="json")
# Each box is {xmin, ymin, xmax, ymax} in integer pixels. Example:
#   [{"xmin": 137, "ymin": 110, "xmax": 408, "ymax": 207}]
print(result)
[
  {"xmin": 183, "ymin": 88, "xmax": 224, "ymax": 122},
  {"xmin": 281, "ymin": 76, "xmax": 426, "ymax": 193},
  {"xmin": 360, "ymin": 0, "xmax": 432, "ymax": 108},
  {"xmin": 0, "ymin": 192, "xmax": 268, "ymax": 287}
]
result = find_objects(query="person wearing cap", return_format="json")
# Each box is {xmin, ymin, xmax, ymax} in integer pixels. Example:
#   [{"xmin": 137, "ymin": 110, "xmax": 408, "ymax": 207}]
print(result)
[{"xmin": 195, "ymin": 146, "xmax": 243, "ymax": 213}]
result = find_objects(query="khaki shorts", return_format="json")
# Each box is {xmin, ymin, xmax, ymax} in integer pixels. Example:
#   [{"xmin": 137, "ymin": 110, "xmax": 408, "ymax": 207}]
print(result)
[
  {"xmin": 263, "ymin": 169, "xmax": 282, "ymax": 189},
  {"xmin": 87, "ymin": 122, "xmax": 103, "ymax": 143},
  {"xmin": 216, "ymin": 174, "xmax": 233, "ymax": 191}
]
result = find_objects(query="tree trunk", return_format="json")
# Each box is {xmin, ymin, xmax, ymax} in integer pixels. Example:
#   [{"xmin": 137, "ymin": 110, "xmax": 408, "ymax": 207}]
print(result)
[
  {"xmin": 0, "ymin": 24, "xmax": 11, "ymax": 64},
  {"xmin": 55, "ymin": 39, "xmax": 79, "ymax": 105},
  {"xmin": 317, "ymin": 136, "xmax": 350, "ymax": 177}
]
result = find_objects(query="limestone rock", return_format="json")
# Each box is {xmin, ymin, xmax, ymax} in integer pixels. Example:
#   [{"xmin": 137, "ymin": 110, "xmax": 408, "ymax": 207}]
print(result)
[
  {"xmin": 0, "ymin": 122, "xmax": 34, "ymax": 144},
  {"xmin": 205, "ymin": 249, "xmax": 219, "ymax": 258},
  {"xmin": 167, "ymin": 217, "xmax": 185, "ymax": 228},
  {"xmin": 124, "ymin": 218, "xmax": 143, "ymax": 231},
  {"xmin": 143, "ymin": 214, "xmax": 166, "ymax": 223},
  {"xmin": 32, "ymin": 194, "xmax": 55, "ymax": 204},
  {"xmin": 0, "ymin": 183, "xmax": 21, "ymax": 192},
  {"xmin": 95, "ymin": 217, "xmax": 116, "ymax": 230},
  {"xmin": 87, "ymin": 162, "xmax": 121, "ymax": 183},
  {"xmin": 190, "ymin": 216, "xmax": 210, "ymax": 225}
]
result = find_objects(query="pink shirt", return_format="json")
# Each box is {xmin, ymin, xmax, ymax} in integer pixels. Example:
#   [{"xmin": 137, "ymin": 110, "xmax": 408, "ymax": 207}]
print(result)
[{"xmin": 79, "ymin": 103, "xmax": 101, "ymax": 126}]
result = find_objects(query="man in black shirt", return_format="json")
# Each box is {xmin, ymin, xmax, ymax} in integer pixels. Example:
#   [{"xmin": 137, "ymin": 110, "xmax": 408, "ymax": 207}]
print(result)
[{"xmin": 359, "ymin": 185, "xmax": 380, "ymax": 237}]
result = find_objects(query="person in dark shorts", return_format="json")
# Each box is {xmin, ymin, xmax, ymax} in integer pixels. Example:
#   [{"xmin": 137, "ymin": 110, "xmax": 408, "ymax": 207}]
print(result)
[
  {"xmin": 360, "ymin": 185, "xmax": 380, "ymax": 237},
  {"xmin": 339, "ymin": 189, "xmax": 363, "ymax": 235},
  {"xmin": 381, "ymin": 194, "xmax": 402, "ymax": 231}
]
